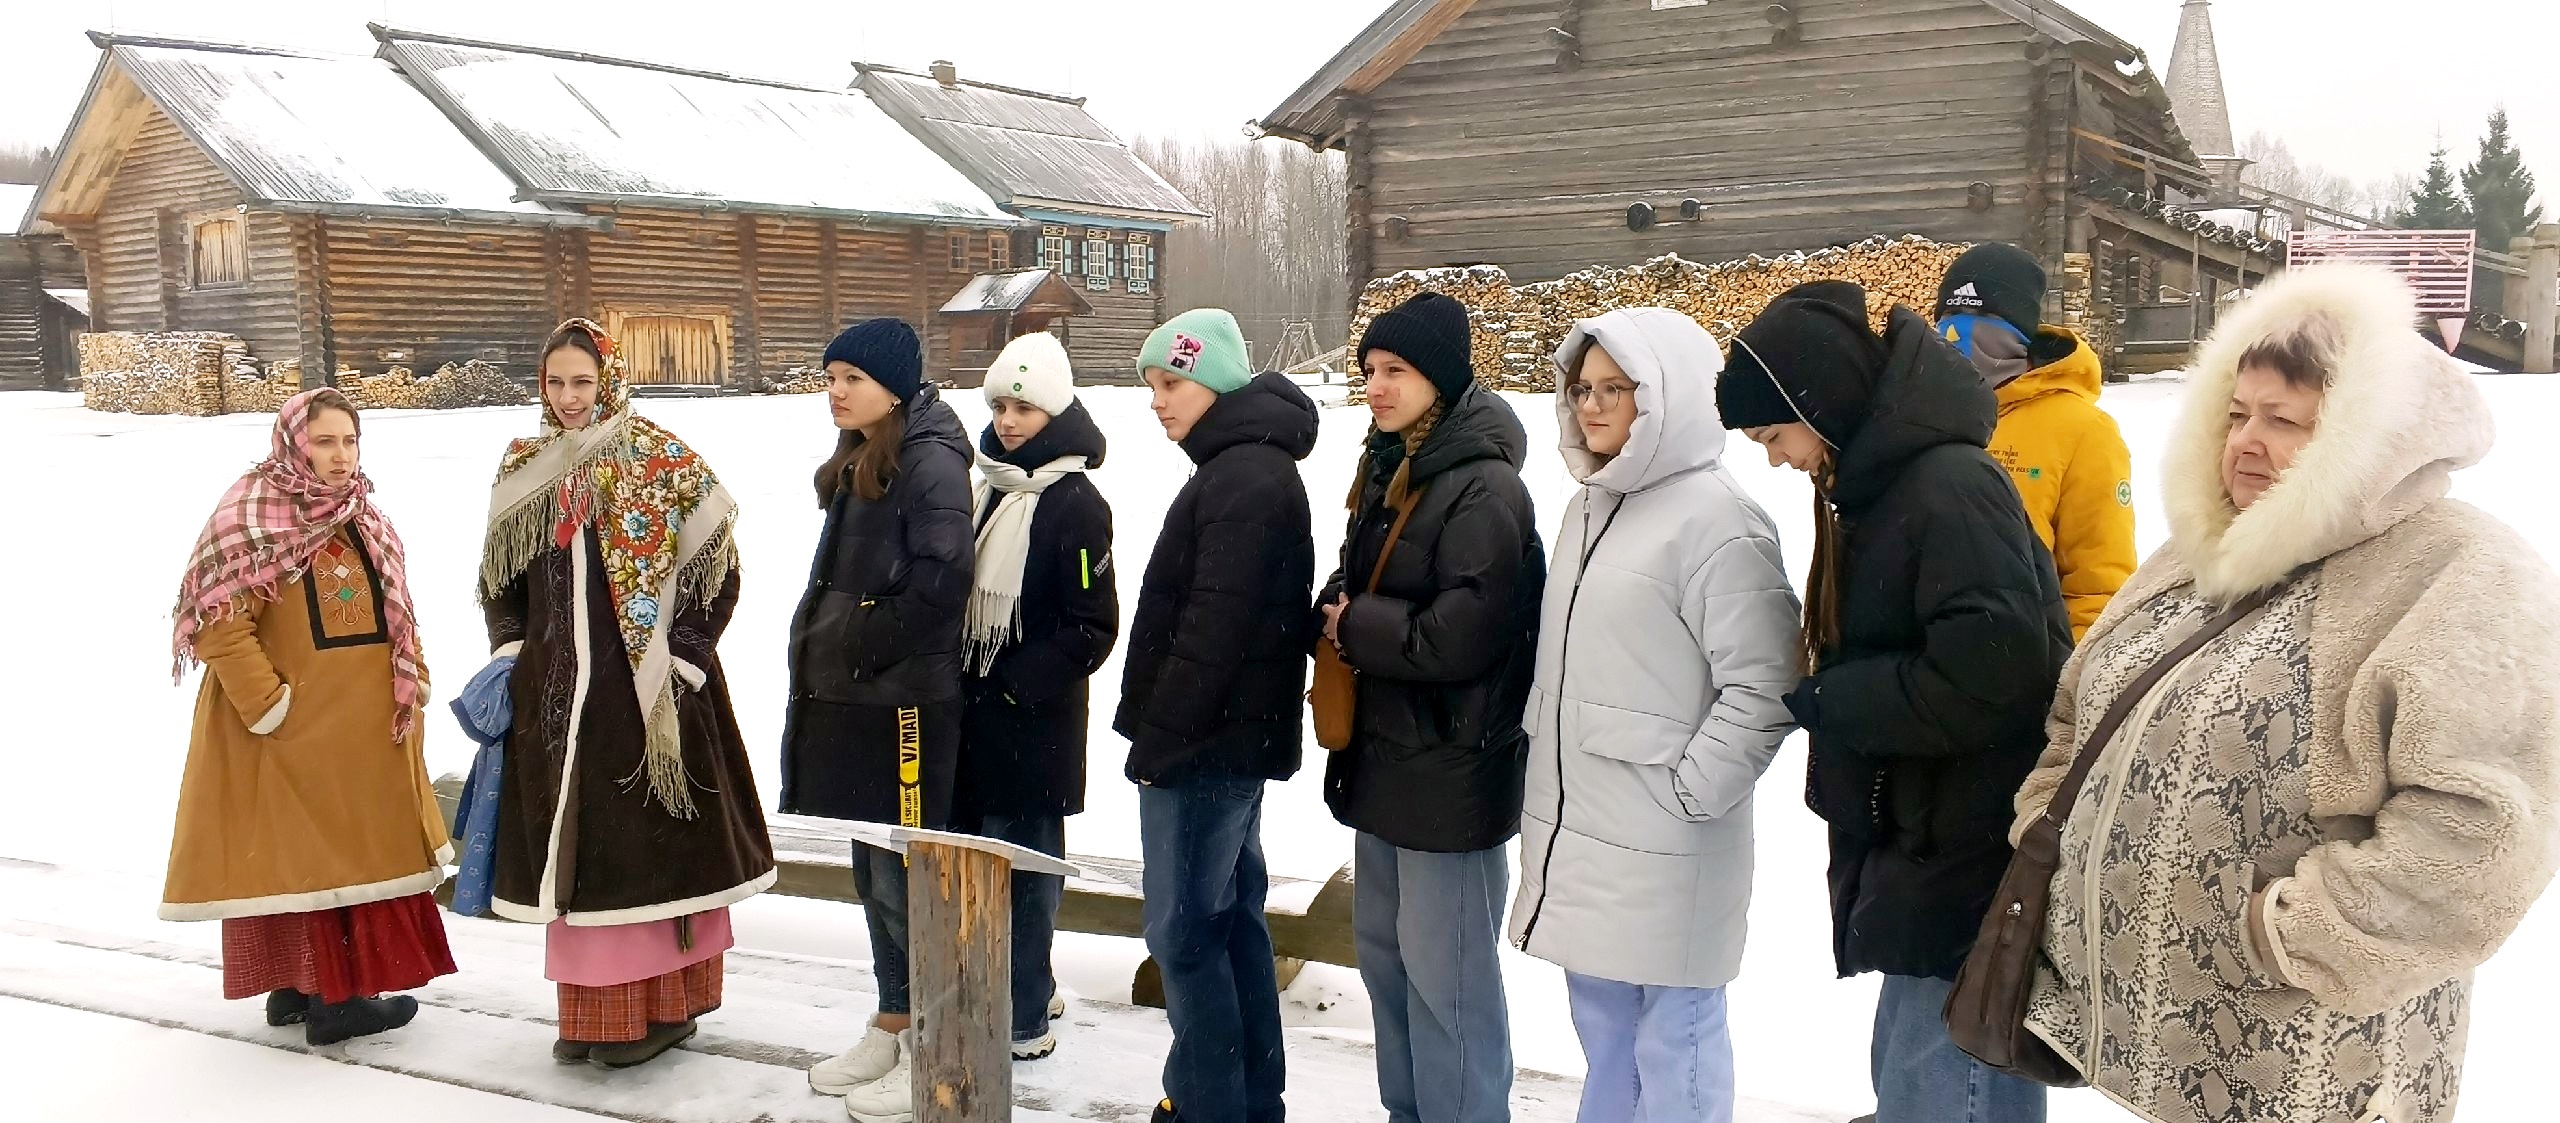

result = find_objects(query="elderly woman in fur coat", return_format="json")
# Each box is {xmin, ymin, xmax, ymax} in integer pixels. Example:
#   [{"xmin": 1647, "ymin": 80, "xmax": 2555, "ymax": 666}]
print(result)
[{"xmin": 2013, "ymin": 263, "xmax": 2560, "ymax": 1123}]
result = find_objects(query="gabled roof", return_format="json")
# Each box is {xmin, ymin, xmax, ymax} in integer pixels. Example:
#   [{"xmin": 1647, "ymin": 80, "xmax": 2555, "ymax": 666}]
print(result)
[
  {"xmin": 938, "ymin": 268, "xmax": 1093, "ymax": 316},
  {"xmin": 373, "ymin": 26, "xmax": 1014, "ymax": 227},
  {"xmin": 1257, "ymin": 0, "xmax": 2146, "ymax": 149},
  {"xmin": 854, "ymin": 64, "xmax": 1203, "ymax": 222},
  {"xmin": 31, "ymin": 33, "xmax": 595, "ymax": 229}
]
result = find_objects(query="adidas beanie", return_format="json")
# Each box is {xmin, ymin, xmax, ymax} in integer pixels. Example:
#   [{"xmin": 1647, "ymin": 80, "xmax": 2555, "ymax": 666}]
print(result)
[{"xmin": 1935, "ymin": 243, "xmax": 2047, "ymax": 337}]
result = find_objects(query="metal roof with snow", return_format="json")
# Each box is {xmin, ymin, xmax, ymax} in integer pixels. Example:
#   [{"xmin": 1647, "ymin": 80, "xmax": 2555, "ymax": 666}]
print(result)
[
  {"xmin": 854, "ymin": 64, "xmax": 1203, "ymax": 222},
  {"xmin": 31, "ymin": 34, "xmax": 593, "ymax": 229},
  {"xmin": 373, "ymin": 27, "xmax": 1014, "ymax": 227},
  {"xmin": 937, "ymin": 268, "xmax": 1092, "ymax": 316}
]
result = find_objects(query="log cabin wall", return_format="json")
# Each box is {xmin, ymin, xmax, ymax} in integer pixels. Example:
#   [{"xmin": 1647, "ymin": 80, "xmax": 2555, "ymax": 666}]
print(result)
[
  {"xmin": 316, "ymin": 218, "xmax": 556, "ymax": 374},
  {"xmin": 1356, "ymin": 0, "xmax": 2045, "ymax": 283},
  {"xmin": 0, "ymin": 239, "xmax": 52, "ymax": 389},
  {"xmin": 87, "ymin": 108, "xmax": 301, "ymax": 359}
]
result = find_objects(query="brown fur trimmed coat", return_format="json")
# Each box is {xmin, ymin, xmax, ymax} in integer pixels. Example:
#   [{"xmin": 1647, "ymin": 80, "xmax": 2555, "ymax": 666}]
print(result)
[{"xmin": 2012, "ymin": 264, "xmax": 2560, "ymax": 1123}]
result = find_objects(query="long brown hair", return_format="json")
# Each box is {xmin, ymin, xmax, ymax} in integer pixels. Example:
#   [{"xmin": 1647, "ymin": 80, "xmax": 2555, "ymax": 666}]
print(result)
[
  {"xmin": 1345, "ymin": 397, "xmax": 1448, "ymax": 512},
  {"xmin": 815, "ymin": 404, "xmax": 909, "ymax": 507},
  {"xmin": 1800, "ymin": 470, "xmax": 1844, "ymax": 674}
]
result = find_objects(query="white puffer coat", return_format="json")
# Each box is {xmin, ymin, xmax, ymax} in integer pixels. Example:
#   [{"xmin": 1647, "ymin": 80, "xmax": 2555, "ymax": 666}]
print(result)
[{"xmin": 1506, "ymin": 308, "xmax": 1803, "ymax": 989}]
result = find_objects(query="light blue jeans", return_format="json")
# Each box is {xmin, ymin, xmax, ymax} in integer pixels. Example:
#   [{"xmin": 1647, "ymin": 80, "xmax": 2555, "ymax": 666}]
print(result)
[
  {"xmin": 1870, "ymin": 974, "xmax": 2046, "ymax": 1123},
  {"xmin": 1563, "ymin": 973, "xmax": 1733, "ymax": 1123},
  {"xmin": 1353, "ymin": 833, "xmax": 1512, "ymax": 1123}
]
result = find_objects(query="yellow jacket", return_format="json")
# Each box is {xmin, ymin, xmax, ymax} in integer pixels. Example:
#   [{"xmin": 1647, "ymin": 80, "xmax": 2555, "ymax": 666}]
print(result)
[{"xmin": 1986, "ymin": 328, "xmax": 2134, "ymax": 640}]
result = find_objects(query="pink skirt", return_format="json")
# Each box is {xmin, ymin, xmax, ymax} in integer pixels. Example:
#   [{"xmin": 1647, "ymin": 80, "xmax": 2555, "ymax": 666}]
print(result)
[{"xmin": 545, "ymin": 908, "xmax": 733, "ymax": 988}]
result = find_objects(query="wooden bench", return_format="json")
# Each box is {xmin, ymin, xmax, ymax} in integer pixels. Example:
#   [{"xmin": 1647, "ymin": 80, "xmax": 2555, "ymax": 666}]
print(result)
[{"xmin": 432, "ymin": 775, "xmax": 1356, "ymax": 1001}]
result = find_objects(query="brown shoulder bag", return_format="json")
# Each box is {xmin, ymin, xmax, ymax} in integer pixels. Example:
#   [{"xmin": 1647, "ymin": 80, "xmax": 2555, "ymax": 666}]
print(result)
[
  {"xmin": 1311, "ymin": 487, "xmax": 1425, "ymax": 751},
  {"xmin": 1943, "ymin": 586, "xmax": 2276, "ymax": 1086}
]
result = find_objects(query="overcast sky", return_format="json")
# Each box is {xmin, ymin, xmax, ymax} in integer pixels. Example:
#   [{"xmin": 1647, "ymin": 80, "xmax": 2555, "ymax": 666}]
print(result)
[{"xmin": 1, "ymin": 0, "xmax": 2549, "ymax": 206}]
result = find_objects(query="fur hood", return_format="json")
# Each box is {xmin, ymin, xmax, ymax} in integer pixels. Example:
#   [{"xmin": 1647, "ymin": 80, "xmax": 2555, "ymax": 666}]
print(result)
[{"xmin": 2164, "ymin": 263, "xmax": 2495, "ymax": 603}]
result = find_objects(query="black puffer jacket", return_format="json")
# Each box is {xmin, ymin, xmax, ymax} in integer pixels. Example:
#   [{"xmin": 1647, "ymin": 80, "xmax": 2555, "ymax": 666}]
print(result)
[
  {"xmin": 959, "ymin": 402, "xmax": 1118, "ymax": 820},
  {"xmin": 1116, "ymin": 372, "xmax": 1320, "ymax": 786},
  {"xmin": 1320, "ymin": 387, "xmax": 1545, "ymax": 852},
  {"xmin": 1786, "ymin": 308, "xmax": 2072, "ymax": 980},
  {"xmin": 781, "ymin": 389, "xmax": 976, "ymax": 821}
]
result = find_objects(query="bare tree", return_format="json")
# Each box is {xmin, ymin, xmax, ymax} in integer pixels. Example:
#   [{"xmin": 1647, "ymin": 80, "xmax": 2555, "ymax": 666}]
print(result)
[
  {"xmin": 1134, "ymin": 134, "xmax": 1350, "ymax": 363},
  {"xmin": 0, "ymin": 143, "xmax": 52, "ymax": 185},
  {"xmin": 2238, "ymin": 132, "xmax": 2370, "ymax": 215}
]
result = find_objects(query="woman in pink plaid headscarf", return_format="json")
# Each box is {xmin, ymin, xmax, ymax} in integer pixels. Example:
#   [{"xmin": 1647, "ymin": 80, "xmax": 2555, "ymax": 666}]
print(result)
[{"xmin": 162, "ymin": 388, "xmax": 456, "ymax": 1048}]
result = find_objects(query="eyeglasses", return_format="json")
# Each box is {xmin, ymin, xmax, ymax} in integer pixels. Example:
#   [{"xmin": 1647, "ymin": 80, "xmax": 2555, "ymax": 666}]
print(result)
[{"xmin": 1565, "ymin": 382, "xmax": 1632, "ymax": 411}]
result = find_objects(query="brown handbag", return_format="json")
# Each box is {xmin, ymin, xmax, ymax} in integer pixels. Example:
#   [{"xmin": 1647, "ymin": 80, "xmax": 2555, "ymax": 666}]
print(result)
[
  {"xmin": 1312, "ymin": 486, "xmax": 1426, "ymax": 752},
  {"xmin": 1943, "ymin": 586, "xmax": 2276, "ymax": 1087}
]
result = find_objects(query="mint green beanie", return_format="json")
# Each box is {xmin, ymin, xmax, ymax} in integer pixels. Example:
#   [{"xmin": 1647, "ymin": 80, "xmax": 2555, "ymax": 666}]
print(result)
[{"xmin": 1137, "ymin": 308, "xmax": 1254, "ymax": 394}]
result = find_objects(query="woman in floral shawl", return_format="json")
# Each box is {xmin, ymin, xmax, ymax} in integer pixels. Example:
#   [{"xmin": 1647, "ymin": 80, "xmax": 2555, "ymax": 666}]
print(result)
[
  {"xmin": 166, "ymin": 387, "xmax": 454, "ymax": 1047},
  {"xmin": 479, "ymin": 318, "xmax": 774, "ymax": 1068}
]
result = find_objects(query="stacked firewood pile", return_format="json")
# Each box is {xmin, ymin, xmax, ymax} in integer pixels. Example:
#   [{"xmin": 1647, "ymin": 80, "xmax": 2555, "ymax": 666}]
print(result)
[
  {"xmin": 79, "ymin": 332, "xmax": 268, "ymax": 415},
  {"xmin": 768, "ymin": 366, "xmax": 826, "ymax": 395},
  {"xmin": 337, "ymin": 361, "xmax": 530, "ymax": 411},
  {"xmin": 1350, "ymin": 235, "xmax": 1977, "ymax": 393},
  {"xmin": 82, "ymin": 332, "xmax": 531, "ymax": 414}
]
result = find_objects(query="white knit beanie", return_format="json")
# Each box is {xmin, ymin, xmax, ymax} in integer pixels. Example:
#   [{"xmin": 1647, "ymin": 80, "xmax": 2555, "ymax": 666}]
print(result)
[{"xmin": 984, "ymin": 331, "xmax": 1076, "ymax": 416}]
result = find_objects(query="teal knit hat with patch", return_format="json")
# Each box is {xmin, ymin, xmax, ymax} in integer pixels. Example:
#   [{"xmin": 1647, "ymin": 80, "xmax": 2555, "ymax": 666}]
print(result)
[{"xmin": 1137, "ymin": 308, "xmax": 1254, "ymax": 394}]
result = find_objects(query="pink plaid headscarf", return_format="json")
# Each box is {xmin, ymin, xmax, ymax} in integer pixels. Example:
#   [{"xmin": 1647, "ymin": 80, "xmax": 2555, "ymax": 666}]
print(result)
[{"xmin": 171, "ymin": 388, "xmax": 428, "ymax": 740}]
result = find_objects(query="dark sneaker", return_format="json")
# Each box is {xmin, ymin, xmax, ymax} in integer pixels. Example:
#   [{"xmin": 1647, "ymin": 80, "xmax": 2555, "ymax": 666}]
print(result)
[
  {"xmin": 552, "ymin": 1039, "xmax": 596, "ymax": 1064},
  {"xmin": 264, "ymin": 989, "xmax": 310, "ymax": 1027},
  {"xmin": 592, "ymin": 1019, "xmax": 697, "ymax": 1068},
  {"xmin": 305, "ymin": 995, "xmax": 419, "ymax": 1046}
]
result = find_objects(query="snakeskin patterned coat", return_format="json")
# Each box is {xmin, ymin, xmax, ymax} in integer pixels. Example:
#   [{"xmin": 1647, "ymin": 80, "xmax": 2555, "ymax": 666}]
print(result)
[{"xmin": 2012, "ymin": 265, "xmax": 2560, "ymax": 1123}]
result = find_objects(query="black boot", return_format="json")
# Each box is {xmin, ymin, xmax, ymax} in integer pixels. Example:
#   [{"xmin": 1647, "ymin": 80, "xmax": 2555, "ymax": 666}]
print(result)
[
  {"xmin": 1150, "ymin": 1099, "xmax": 1179, "ymax": 1123},
  {"xmin": 264, "ymin": 989, "xmax": 310, "ymax": 1027},
  {"xmin": 304, "ymin": 995, "xmax": 419, "ymax": 1046},
  {"xmin": 591, "ymin": 1019, "xmax": 697, "ymax": 1068}
]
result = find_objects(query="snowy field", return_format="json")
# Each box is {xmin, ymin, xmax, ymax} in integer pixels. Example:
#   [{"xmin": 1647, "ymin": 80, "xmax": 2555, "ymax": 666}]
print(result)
[{"xmin": 3, "ymin": 373, "xmax": 2557, "ymax": 1122}]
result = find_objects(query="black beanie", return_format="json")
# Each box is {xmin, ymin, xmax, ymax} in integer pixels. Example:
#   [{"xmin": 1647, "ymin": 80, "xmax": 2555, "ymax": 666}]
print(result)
[
  {"xmin": 1936, "ymin": 243, "xmax": 2047, "ymax": 337},
  {"xmin": 1720, "ymin": 281, "xmax": 1888, "ymax": 447},
  {"xmin": 823, "ymin": 318, "xmax": 925, "ymax": 404},
  {"xmin": 1359, "ymin": 292, "xmax": 1476, "ymax": 403}
]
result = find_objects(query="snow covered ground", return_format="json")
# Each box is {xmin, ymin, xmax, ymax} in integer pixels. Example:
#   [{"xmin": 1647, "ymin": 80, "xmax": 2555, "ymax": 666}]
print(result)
[{"xmin": 3, "ymin": 372, "xmax": 2557, "ymax": 1121}]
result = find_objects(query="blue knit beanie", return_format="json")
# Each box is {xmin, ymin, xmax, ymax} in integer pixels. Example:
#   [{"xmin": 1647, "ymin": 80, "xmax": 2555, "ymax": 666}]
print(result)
[{"xmin": 823, "ymin": 318, "xmax": 924, "ymax": 403}]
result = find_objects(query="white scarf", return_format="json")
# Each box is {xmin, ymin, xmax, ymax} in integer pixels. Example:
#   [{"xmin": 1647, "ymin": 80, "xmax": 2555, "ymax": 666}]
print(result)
[{"xmin": 965, "ymin": 453, "xmax": 1088, "ymax": 674}]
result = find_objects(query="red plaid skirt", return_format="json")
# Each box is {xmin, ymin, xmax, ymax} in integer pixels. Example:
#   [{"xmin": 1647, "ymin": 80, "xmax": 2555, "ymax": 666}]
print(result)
[
  {"xmin": 556, "ymin": 955, "xmax": 724, "ymax": 1044},
  {"xmin": 220, "ymin": 893, "xmax": 456, "ymax": 1005}
]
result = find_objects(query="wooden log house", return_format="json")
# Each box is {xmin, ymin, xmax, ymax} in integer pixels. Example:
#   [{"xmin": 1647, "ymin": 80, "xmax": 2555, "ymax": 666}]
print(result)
[
  {"xmin": 1, "ymin": 185, "xmax": 88, "ymax": 390},
  {"xmin": 857, "ymin": 61, "xmax": 1207, "ymax": 383},
  {"xmin": 26, "ymin": 28, "xmax": 1091, "ymax": 391},
  {"xmin": 1255, "ymin": 0, "xmax": 2261, "ymax": 361}
]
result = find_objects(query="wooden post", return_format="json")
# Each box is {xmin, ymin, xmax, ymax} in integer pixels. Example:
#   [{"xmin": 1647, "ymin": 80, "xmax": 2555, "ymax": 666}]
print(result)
[
  {"xmin": 736, "ymin": 214, "xmax": 763, "ymax": 389},
  {"xmin": 820, "ymin": 220, "xmax": 843, "ymax": 332},
  {"xmin": 1343, "ymin": 98, "xmax": 1375, "ymax": 326},
  {"xmin": 908, "ymin": 839, "xmax": 1011, "ymax": 1123},
  {"xmin": 2525, "ymin": 223, "xmax": 2560, "ymax": 374}
]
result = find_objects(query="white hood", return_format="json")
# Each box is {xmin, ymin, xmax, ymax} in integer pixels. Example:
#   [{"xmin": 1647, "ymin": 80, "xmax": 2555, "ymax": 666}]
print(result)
[
  {"xmin": 2163, "ymin": 263, "xmax": 2495, "ymax": 603},
  {"xmin": 1552, "ymin": 307, "xmax": 1731, "ymax": 494}
]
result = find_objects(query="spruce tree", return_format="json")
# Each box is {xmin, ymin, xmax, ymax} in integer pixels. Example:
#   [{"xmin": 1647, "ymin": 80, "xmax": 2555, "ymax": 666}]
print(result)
[
  {"xmin": 2462, "ymin": 108, "xmax": 2545, "ymax": 307},
  {"xmin": 2390, "ymin": 145, "xmax": 2472, "ymax": 229}
]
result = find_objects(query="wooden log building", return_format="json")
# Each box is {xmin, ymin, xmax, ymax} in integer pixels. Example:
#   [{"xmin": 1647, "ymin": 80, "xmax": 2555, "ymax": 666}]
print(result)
[
  {"xmin": 1255, "ymin": 0, "xmax": 2259, "ymax": 351},
  {"xmin": 27, "ymin": 27, "xmax": 1165, "ymax": 391},
  {"xmin": 1, "ymin": 185, "xmax": 89, "ymax": 390},
  {"xmin": 856, "ymin": 61, "xmax": 1206, "ymax": 383}
]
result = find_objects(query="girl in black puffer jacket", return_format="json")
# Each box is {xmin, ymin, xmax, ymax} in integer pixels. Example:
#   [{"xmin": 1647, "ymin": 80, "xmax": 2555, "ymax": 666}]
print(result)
[
  {"xmin": 955, "ymin": 331, "xmax": 1117, "ymax": 1062},
  {"xmin": 1720, "ymin": 282, "xmax": 2070, "ymax": 1123},
  {"xmin": 1317, "ymin": 293, "xmax": 1544, "ymax": 1123},
  {"xmin": 783, "ymin": 319, "xmax": 975, "ymax": 1113}
]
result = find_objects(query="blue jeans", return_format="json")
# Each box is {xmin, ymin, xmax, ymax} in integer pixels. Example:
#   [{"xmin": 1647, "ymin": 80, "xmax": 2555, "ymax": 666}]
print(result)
[
  {"xmin": 967, "ymin": 813, "xmax": 1068, "ymax": 1043},
  {"xmin": 1354, "ymin": 833, "xmax": 1512, "ymax": 1123},
  {"xmin": 1139, "ymin": 778, "xmax": 1285, "ymax": 1123},
  {"xmin": 1565, "ymin": 973, "xmax": 1734, "ymax": 1123},
  {"xmin": 1870, "ymin": 974, "xmax": 2046, "ymax": 1123},
  {"xmin": 850, "ymin": 842, "xmax": 911, "ymax": 1015}
]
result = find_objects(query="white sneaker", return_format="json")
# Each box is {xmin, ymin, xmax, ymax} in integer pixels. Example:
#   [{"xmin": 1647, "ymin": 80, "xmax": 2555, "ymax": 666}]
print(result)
[
  {"xmin": 1011, "ymin": 1031, "xmax": 1057, "ymax": 1060},
  {"xmin": 808, "ymin": 1025, "xmax": 900, "ymax": 1096},
  {"xmin": 1048, "ymin": 992, "xmax": 1066, "ymax": 1020},
  {"xmin": 841, "ymin": 1030, "xmax": 914, "ymax": 1123}
]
